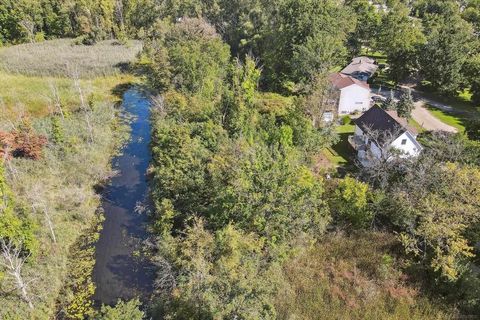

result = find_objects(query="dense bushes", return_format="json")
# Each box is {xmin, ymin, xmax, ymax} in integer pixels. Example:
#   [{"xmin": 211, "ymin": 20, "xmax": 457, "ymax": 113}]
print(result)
[
  {"xmin": 147, "ymin": 19, "xmax": 334, "ymax": 318},
  {"xmin": 145, "ymin": 18, "xmax": 457, "ymax": 319}
]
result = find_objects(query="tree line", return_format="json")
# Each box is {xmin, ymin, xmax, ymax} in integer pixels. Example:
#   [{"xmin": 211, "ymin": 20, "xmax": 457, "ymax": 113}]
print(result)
[{"xmin": 2, "ymin": 0, "xmax": 480, "ymax": 101}]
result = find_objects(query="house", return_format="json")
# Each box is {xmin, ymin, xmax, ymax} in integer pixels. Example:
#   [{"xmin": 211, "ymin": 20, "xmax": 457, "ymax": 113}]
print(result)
[
  {"xmin": 341, "ymin": 56, "xmax": 378, "ymax": 81},
  {"xmin": 329, "ymin": 73, "xmax": 371, "ymax": 116},
  {"xmin": 349, "ymin": 106, "xmax": 422, "ymax": 165}
]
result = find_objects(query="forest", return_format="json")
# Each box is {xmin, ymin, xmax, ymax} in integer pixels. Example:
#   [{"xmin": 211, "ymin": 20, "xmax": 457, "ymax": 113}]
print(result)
[{"xmin": 1, "ymin": 0, "xmax": 480, "ymax": 319}]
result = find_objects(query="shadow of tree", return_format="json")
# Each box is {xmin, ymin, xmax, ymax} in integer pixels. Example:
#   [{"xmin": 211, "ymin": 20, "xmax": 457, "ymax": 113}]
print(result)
[{"xmin": 331, "ymin": 132, "xmax": 358, "ymax": 176}]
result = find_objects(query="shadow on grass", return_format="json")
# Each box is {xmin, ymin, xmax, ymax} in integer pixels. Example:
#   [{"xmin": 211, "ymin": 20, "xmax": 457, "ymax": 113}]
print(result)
[
  {"xmin": 331, "ymin": 133, "xmax": 358, "ymax": 176},
  {"xmin": 111, "ymin": 82, "xmax": 151, "ymax": 100}
]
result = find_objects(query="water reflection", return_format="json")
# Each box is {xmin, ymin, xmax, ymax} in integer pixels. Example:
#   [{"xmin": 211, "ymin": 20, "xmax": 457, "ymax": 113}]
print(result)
[{"xmin": 93, "ymin": 88, "xmax": 155, "ymax": 306}]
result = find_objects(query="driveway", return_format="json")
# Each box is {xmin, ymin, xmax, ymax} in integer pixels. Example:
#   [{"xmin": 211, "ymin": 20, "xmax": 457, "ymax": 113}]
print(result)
[
  {"xmin": 411, "ymin": 102, "xmax": 457, "ymax": 132},
  {"xmin": 371, "ymin": 86, "xmax": 458, "ymax": 133}
]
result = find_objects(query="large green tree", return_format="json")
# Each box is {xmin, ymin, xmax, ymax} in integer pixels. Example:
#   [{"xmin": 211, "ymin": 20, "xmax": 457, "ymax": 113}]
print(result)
[
  {"xmin": 379, "ymin": 2, "xmax": 425, "ymax": 83},
  {"xmin": 420, "ymin": 12, "xmax": 474, "ymax": 95},
  {"xmin": 345, "ymin": 0, "xmax": 383, "ymax": 55},
  {"xmin": 262, "ymin": 0, "xmax": 354, "ymax": 88}
]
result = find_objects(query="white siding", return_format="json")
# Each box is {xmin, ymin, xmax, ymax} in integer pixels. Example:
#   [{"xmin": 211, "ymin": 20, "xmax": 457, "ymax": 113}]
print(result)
[
  {"xmin": 338, "ymin": 85, "xmax": 371, "ymax": 114},
  {"xmin": 354, "ymin": 125, "xmax": 364, "ymax": 136},
  {"xmin": 391, "ymin": 132, "xmax": 422, "ymax": 157},
  {"xmin": 353, "ymin": 125, "xmax": 422, "ymax": 161}
]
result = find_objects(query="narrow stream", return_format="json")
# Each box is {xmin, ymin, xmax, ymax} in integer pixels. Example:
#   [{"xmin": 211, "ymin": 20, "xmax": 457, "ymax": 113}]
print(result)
[{"xmin": 92, "ymin": 88, "xmax": 156, "ymax": 305}]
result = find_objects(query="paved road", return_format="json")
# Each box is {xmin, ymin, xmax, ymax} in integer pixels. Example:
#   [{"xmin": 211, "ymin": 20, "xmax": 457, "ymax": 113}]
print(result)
[{"xmin": 371, "ymin": 87, "xmax": 458, "ymax": 133}]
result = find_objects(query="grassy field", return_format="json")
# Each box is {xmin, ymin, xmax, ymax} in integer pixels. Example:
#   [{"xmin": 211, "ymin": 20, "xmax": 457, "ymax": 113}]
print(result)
[
  {"xmin": 408, "ymin": 118, "xmax": 425, "ymax": 134},
  {"xmin": 0, "ymin": 71, "xmax": 137, "ymax": 118},
  {"xmin": 0, "ymin": 39, "xmax": 138, "ymax": 318},
  {"xmin": 426, "ymin": 107, "xmax": 466, "ymax": 132},
  {"xmin": 276, "ymin": 232, "xmax": 452, "ymax": 319},
  {"xmin": 0, "ymin": 39, "xmax": 142, "ymax": 78}
]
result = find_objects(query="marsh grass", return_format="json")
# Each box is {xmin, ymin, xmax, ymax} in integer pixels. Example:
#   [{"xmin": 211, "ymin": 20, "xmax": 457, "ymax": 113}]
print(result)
[
  {"xmin": 0, "ymin": 98, "xmax": 130, "ymax": 318},
  {"xmin": 0, "ymin": 38, "xmax": 136, "ymax": 317},
  {"xmin": 0, "ymin": 71, "xmax": 137, "ymax": 118},
  {"xmin": 276, "ymin": 232, "xmax": 452, "ymax": 320},
  {"xmin": 0, "ymin": 39, "xmax": 142, "ymax": 78}
]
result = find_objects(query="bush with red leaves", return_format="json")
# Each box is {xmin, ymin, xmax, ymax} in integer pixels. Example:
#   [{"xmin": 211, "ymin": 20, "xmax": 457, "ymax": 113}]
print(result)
[{"xmin": 0, "ymin": 130, "xmax": 47, "ymax": 160}]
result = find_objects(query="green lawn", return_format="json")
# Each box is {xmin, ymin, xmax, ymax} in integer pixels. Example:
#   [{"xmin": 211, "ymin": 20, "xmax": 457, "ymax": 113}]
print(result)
[
  {"xmin": 408, "ymin": 118, "xmax": 425, "ymax": 134},
  {"xmin": 426, "ymin": 105, "xmax": 466, "ymax": 132},
  {"xmin": 323, "ymin": 123, "xmax": 356, "ymax": 167}
]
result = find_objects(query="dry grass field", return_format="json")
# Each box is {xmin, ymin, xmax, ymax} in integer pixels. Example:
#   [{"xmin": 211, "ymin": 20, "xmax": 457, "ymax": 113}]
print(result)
[
  {"xmin": 0, "ymin": 39, "xmax": 138, "ymax": 317},
  {"xmin": 0, "ymin": 39, "xmax": 142, "ymax": 78},
  {"xmin": 0, "ymin": 71, "xmax": 137, "ymax": 119}
]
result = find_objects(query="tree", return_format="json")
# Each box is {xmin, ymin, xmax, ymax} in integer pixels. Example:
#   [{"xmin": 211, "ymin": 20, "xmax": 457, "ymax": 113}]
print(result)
[
  {"xmin": 154, "ymin": 220, "xmax": 281, "ymax": 320},
  {"xmin": 463, "ymin": 53, "xmax": 480, "ymax": 105},
  {"xmin": 345, "ymin": 0, "xmax": 383, "ymax": 55},
  {"xmin": 263, "ymin": 0, "xmax": 354, "ymax": 87},
  {"xmin": 378, "ymin": 2, "xmax": 425, "ymax": 83},
  {"xmin": 358, "ymin": 125, "xmax": 412, "ymax": 189},
  {"xmin": 331, "ymin": 176, "xmax": 373, "ymax": 228},
  {"xmin": 146, "ymin": 18, "xmax": 230, "ymax": 97},
  {"xmin": 392, "ymin": 163, "xmax": 480, "ymax": 281},
  {"xmin": 0, "ymin": 239, "xmax": 33, "ymax": 309},
  {"xmin": 0, "ymin": 163, "xmax": 37, "ymax": 253},
  {"xmin": 301, "ymin": 73, "xmax": 339, "ymax": 128},
  {"xmin": 98, "ymin": 299, "xmax": 144, "ymax": 320},
  {"xmin": 381, "ymin": 89, "xmax": 397, "ymax": 111},
  {"xmin": 420, "ymin": 13, "xmax": 474, "ymax": 95},
  {"xmin": 396, "ymin": 88, "xmax": 414, "ymax": 118}
]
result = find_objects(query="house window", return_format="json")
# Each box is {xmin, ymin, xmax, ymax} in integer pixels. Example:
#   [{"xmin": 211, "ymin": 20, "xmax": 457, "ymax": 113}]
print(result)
[{"xmin": 401, "ymin": 139, "xmax": 407, "ymax": 145}]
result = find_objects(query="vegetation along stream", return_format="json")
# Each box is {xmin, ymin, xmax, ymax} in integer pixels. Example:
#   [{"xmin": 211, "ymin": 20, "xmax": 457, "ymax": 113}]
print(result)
[{"xmin": 93, "ymin": 88, "xmax": 156, "ymax": 306}]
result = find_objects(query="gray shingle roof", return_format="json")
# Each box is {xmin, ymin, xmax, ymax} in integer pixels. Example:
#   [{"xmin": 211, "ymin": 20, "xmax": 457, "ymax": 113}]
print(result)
[
  {"xmin": 355, "ymin": 106, "xmax": 405, "ymax": 137},
  {"xmin": 341, "ymin": 56, "xmax": 378, "ymax": 79}
]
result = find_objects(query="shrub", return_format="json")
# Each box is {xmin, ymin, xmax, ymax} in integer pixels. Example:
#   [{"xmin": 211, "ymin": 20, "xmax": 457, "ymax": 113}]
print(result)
[
  {"xmin": 342, "ymin": 115, "xmax": 352, "ymax": 125},
  {"xmin": 98, "ymin": 299, "xmax": 144, "ymax": 320}
]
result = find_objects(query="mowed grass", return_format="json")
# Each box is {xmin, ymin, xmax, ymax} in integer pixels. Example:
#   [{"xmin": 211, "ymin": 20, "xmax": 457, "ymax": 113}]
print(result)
[
  {"xmin": 323, "ymin": 123, "xmax": 356, "ymax": 167},
  {"xmin": 0, "ymin": 71, "xmax": 137, "ymax": 118},
  {"xmin": 408, "ymin": 118, "xmax": 425, "ymax": 134},
  {"xmin": 0, "ymin": 39, "xmax": 142, "ymax": 78},
  {"xmin": 426, "ymin": 105, "xmax": 466, "ymax": 133}
]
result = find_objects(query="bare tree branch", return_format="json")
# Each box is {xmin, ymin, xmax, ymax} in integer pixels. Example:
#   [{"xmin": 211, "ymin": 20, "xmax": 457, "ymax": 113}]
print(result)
[{"xmin": 0, "ymin": 239, "xmax": 34, "ymax": 309}]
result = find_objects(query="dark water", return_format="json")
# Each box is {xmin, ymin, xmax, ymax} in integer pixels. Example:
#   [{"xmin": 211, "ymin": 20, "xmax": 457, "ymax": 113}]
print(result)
[{"xmin": 93, "ymin": 88, "xmax": 156, "ymax": 305}]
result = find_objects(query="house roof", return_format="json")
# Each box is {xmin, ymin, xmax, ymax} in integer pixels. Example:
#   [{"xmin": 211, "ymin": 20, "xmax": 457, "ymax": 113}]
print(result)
[
  {"xmin": 329, "ymin": 73, "xmax": 370, "ymax": 90},
  {"xmin": 341, "ymin": 56, "xmax": 379, "ymax": 78},
  {"xmin": 385, "ymin": 110, "xmax": 419, "ymax": 135},
  {"xmin": 355, "ymin": 105, "xmax": 406, "ymax": 139}
]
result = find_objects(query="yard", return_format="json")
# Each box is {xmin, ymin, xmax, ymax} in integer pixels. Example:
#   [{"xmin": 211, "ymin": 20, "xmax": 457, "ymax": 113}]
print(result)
[
  {"xmin": 323, "ymin": 122, "xmax": 356, "ymax": 168},
  {"xmin": 425, "ymin": 105, "xmax": 467, "ymax": 132}
]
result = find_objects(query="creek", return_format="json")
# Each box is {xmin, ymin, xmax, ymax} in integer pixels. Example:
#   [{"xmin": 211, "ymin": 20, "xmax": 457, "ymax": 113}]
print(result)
[{"xmin": 92, "ymin": 88, "xmax": 156, "ymax": 306}]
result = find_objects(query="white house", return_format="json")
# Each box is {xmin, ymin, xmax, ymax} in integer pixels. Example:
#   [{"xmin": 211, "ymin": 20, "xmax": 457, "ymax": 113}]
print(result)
[
  {"xmin": 349, "ymin": 106, "xmax": 422, "ymax": 165},
  {"xmin": 329, "ymin": 73, "xmax": 371, "ymax": 115}
]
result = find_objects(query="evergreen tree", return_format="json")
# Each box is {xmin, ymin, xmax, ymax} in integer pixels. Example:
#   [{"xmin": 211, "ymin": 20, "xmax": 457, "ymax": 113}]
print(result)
[
  {"xmin": 397, "ymin": 88, "xmax": 415, "ymax": 118},
  {"xmin": 381, "ymin": 90, "xmax": 397, "ymax": 110}
]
